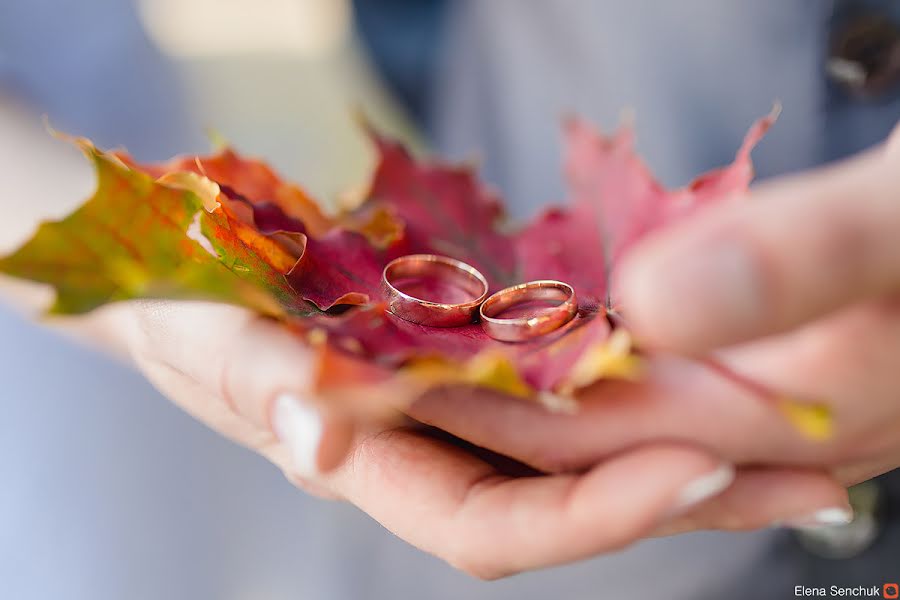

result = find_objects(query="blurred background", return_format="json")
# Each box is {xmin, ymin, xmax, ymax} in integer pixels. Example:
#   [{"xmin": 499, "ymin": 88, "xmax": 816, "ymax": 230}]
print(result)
[{"xmin": 1, "ymin": 1, "xmax": 898, "ymax": 599}]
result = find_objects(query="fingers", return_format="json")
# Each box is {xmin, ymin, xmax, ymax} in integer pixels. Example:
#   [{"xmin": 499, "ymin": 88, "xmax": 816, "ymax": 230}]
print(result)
[
  {"xmin": 407, "ymin": 357, "xmax": 810, "ymax": 475},
  {"xmin": 617, "ymin": 137, "xmax": 900, "ymax": 353},
  {"xmin": 117, "ymin": 300, "xmax": 355, "ymax": 473},
  {"xmin": 409, "ymin": 334, "xmax": 883, "ymax": 474},
  {"xmin": 413, "ymin": 298, "xmax": 900, "ymax": 484},
  {"xmin": 325, "ymin": 431, "xmax": 730, "ymax": 579},
  {"xmin": 652, "ymin": 467, "xmax": 851, "ymax": 536}
]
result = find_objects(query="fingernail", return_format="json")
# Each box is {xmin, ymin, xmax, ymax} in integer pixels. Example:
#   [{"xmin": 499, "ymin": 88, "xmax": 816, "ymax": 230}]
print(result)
[
  {"xmin": 783, "ymin": 507, "xmax": 854, "ymax": 528},
  {"xmin": 272, "ymin": 392, "xmax": 323, "ymax": 477},
  {"xmin": 672, "ymin": 463, "xmax": 735, "ymax": 513},
  {"xmin": 621, "ymin": 239, "xmax": 764, "ymax": 344}
]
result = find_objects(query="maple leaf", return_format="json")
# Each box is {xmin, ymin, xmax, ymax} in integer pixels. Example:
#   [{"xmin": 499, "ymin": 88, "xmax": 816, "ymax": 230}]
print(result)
[
  {"xmin": 0, "ymin": 136, "xmax": 306, "ymax": 317},
  {"xmin": 0, "ymin": 108, "xmax": 829, "ymax": 437},
  {"xmin": 366, "ymin": 134, "xmax": 519, "ymax": 287},
  {"xmin": 562, "ymin": 104, "xmax": 780, "ymax": 305}
]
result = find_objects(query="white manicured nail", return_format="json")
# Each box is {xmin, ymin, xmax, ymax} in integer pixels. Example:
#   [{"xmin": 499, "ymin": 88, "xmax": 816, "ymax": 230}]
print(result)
[
  {"xmin": 272, "ymin": 393, "xmax": 323, "ymax": 477},
  {"xmin": 785, "ymin": 507, "xmax": 854, "ymax": 528},
  {"xmin": 672, "ymin": 464, "xmax": 735, "ymax": 513}
]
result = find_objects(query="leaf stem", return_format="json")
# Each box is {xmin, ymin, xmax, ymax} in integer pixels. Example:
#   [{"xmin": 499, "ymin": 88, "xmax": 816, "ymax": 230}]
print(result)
[{"xmin": 695, "ymin": 355, "xmax": 774, "ymax": 401}]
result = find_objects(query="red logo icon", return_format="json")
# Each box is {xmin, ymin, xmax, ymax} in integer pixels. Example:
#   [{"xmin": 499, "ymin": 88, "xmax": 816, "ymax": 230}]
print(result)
[{"xmin": 884, "ymin": 583, "xmax": 899, "ymax": 599}]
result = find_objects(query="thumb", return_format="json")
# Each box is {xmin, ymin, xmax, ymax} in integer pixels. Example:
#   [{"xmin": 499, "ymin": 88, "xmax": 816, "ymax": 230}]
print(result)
[
  {"xmin": 617, "ymin": 126, "xmax": 900, "ymax": 353},
  {"xmin": 111, "ymin": 300, "xmax": 357, "ymax": 476}
]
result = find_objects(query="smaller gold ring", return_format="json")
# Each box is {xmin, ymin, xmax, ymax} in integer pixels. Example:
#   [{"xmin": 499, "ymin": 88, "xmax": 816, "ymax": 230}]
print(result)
[
  {"xmin": 382, "ymin": 254, "xmax": 489, "ymax": 327},
  {"xmin": 480, "ymin": 280, "xmax": 578, "ymax": 342}
]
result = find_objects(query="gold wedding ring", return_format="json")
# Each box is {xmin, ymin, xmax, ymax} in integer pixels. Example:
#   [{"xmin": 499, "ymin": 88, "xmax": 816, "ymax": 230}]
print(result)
[
  {"xmin": 382, "ymin": 254, "xmax": 489, "ymax": 327},
  {"xmin": 479, "ymin": 280, "xmax": 578, "ymax": 342}
]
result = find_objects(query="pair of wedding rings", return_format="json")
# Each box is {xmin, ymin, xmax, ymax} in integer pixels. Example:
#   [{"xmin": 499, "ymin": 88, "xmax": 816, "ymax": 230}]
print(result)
[{"xmin": 382, "ymin": 254, "xmax": 578, "ymax": 342}]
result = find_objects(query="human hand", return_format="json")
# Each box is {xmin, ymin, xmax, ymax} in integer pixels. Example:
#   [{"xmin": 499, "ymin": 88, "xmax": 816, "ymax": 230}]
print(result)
[
  {"xmin": 107, "ymin": 291, "xmax": 847, "ymax": 579},
  {"xmin": 407, "ymin": 123, "xmax": 900, "ymax": 537},
  {"xmin": 46, "ymin": 123, "xmax": 900, "ymax": 578},
  {"xmin": 74, "ymin": 299, "xmax": 745, "ymax": 579},
  {"xmin": 618, "ymin": 120, "xmax": 900, "ymax": 487}
]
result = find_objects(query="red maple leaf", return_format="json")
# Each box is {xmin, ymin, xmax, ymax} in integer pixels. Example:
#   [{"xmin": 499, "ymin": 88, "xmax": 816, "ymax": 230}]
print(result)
[{"xmin": 4, "ymin": 108, "xmax": 831, "ymax": 440}]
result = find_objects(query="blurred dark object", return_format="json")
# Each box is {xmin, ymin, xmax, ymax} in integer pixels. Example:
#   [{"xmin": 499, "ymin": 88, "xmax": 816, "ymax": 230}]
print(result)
[
  {"xmin": 705, "ymin": 469, "xmax": 900, "ymax": 600},
  {"xmin": 793, "ymin": 479, "xmax": 884, "ymax": 560},
  {"xmin": 828, "ymin": 9, "xmax": 900, "ymax": 98},
  {"xmin": 352, "ymin": 0, "xmax": 447, "ymax": 128}
]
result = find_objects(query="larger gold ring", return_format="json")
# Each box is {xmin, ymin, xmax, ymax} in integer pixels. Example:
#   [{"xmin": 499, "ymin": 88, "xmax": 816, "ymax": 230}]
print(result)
[
  {"xmin": 479, "ymin": 280, "xmax": 578, "ymax": 342},
  {"xmin": 382, "ymin": 254, "xmax": 489, "ymax": 327}
]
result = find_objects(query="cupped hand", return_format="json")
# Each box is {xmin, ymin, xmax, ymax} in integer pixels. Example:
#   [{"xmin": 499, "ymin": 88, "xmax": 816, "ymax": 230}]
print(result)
[
  {"xmin": 63, "ymin": 124, "xmax": 900, "ymax": 577},
  {"xmin": 79, "ymin": 299, "xmax": 740, "ymax": 579},
  {"xmin": 89, "ymin": 298, "xmax": 846, "ymax": 577}
]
